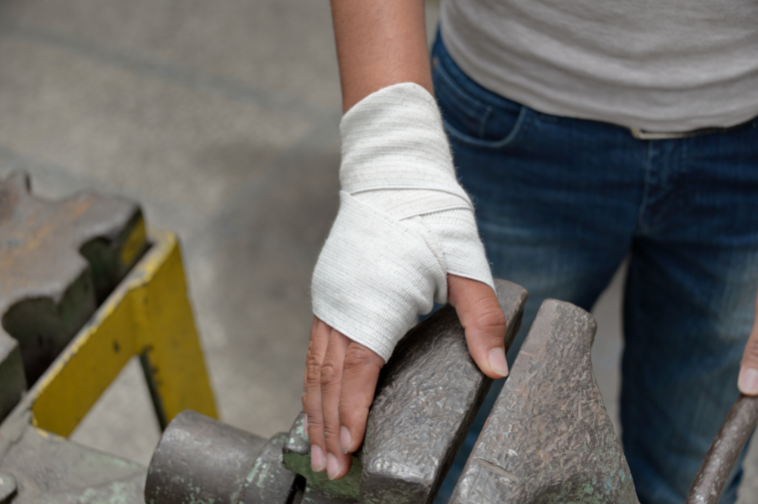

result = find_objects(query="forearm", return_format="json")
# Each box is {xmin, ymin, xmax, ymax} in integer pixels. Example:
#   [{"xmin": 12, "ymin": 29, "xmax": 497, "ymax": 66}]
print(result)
[{"xmin": 330, "ymin": 0, "xmax": 431, "ymax": 112}]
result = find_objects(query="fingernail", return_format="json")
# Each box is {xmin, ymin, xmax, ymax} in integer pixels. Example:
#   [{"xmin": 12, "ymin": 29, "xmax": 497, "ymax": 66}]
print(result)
[
  {"xmin": 340, "ymin": 426, "xmax": 352, "ymax": 454},
  {"xmin": 303, "ymin": 414, "xmax": 308, "ymax": 432},
  {"xmin": 489, "ymin": 347, "xmax": 509, "ymax": 377},
  {"xmin": 327, "ymin": 453, "xmax": 340, "ymax": 480},
  {"xmin": 739, "ymin": 368, "xmax": 758, "ymax": 395},
  {"xmin": 310, "ymin": 445, "xmax": 325, "ymax": 472}
]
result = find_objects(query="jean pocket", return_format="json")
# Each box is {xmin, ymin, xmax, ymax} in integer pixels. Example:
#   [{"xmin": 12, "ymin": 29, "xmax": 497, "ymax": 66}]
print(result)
[{"xmin": 432, "ymin": 59, "xmax": 526, "ymax": 149}]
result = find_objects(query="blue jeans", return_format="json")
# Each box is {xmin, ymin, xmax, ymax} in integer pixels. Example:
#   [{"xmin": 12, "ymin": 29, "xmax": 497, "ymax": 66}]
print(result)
[{"xmin": 431, "ymin": 33, "xmax": 758, "ymax": 504}]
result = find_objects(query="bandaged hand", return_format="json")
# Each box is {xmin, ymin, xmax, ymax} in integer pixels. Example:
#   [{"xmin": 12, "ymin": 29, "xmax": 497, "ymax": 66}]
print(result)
[{"xmin": 303, "ymin": 83, "xmax": 508, "ymax": 480}]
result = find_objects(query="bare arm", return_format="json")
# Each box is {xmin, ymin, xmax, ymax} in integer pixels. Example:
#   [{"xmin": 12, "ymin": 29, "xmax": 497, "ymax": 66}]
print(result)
[
  {"xmin": 331, "ymin": 0, "xmax": 432, "ymax": 112},
  {"xmin": 303, "ymin": 0, "xmax": 508, "ymax": 481}
]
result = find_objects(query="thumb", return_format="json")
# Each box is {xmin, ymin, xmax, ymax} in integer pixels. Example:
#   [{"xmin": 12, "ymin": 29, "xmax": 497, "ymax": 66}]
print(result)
[
  {"xmin": 448, "ymin": 274, "xmax": 508, "ymax": 379},
  {"xmin": 738, "ymin": 291, "xmax": 758, "ymax": 396}
]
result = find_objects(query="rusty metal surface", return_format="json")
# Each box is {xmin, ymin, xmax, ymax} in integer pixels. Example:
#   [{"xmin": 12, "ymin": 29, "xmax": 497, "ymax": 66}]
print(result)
[
  {"xmin": 686, "ymin": 394, "xmax": 758, "ymax": 504},
  {"xmin": 145, "ymin": 410, "xmax": 268, "ymax": 504},
  {"xmin": 0, "ymin": 411, "xmax": 145, "ymax": 503},
  {"xmin": 0, "ymin": 171, "xmax": 230, "ymax": 504},
  {"xmin": 449, "ymin": 299, "xmax": 639, "ymax": 504},
  {"xmin": 0, "ymin": 171, "xmax": 144, "ymax": 418}
]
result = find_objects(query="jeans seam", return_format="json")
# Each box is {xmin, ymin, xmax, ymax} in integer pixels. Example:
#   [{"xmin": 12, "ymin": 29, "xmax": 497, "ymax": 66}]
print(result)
[
  {"xmin": 638, "ymin": 141, "xmax": 653, "ymax": 235},
  {"xmin": 443, "ymin": 107, "xmax": 528, "ymax": 149}
]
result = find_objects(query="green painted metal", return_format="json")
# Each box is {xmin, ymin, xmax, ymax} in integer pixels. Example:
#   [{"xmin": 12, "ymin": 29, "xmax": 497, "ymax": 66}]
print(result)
[{"xmin": 282, "ymin": 415, "xmax": 362, "ymax": 502}]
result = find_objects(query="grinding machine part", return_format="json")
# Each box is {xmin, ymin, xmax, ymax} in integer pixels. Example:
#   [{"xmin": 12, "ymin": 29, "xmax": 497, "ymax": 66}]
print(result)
[
  {"xmin": 240, "ymin": 432, "xmax": 304, "ymax": 504},
  {"xmin": 0, "ymin": 171, "xmax": 146, "ymax": 413},
  {"xmin": 686, "ymin": 394, "xmax": 758, "ymax": 504},
  {"xmin": 449, "ymin": 299, "xmax": 639, "ymax": 504},
  {"xmin": 145, "ymin": 410, "xmax": 267, "ymax": 504},
  {"xmin": 282, "ymin": 280, "xmax": 527, "ymax": 504},
  {"xmin": 0, "ymin": 414, "xmax": 145, "ymax": 503},
  {"xmin": 358, "ymin": 279, "xmax": 527, "ymax": 504}
]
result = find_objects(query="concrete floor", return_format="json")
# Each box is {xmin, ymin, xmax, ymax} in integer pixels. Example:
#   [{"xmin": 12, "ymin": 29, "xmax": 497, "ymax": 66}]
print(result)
[{"xmin": 0, "ymin": 0, "xmax": 755, "ymax": 501}]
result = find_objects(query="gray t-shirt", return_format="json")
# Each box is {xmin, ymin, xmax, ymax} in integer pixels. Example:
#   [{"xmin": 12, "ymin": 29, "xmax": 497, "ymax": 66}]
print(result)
[{"xmin": 441, "ymin": 0, "xmax": 758, "ymax": 132}]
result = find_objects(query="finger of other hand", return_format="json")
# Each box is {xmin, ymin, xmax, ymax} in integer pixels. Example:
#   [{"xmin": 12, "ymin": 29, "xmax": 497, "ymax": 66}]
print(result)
[{"xmin": 738, "ymin": 292, "xmax": 758, "ymax": 396}]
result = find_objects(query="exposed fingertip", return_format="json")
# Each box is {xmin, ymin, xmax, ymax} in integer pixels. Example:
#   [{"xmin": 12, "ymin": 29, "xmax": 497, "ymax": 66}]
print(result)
[
  {"xmin": 326, "ymin": 453, "xmax": 340, "ymax": 480},
  {"xmin": 311, "ymin": 445, "xmax": 325, "ymax": 472},
  {"xmin": 739, "ymin": 368, "xmax": 758, "ymax": 395},
  {"xmin": 340, "ymin": 426, "xmax": 352, "ymax": 454},
  {"xmin": 488, "ymin": 347, "xmax": 509, "ymax": 378}
]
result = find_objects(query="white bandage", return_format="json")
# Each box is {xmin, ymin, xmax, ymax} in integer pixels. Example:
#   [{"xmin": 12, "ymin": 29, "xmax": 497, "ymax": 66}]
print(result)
[{"xmin": 311, "ymin": 82, "xmax": 494, "ymax": 362}]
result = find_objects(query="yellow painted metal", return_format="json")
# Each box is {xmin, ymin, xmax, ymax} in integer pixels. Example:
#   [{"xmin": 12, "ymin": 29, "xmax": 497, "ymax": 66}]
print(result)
[
  {"xmin": 120, "ymin": 215, "xmax": 147, "ymax": 267},
  {"xmin": 29, "ymin": 230, "xmax": 218, "ymax": 437}
]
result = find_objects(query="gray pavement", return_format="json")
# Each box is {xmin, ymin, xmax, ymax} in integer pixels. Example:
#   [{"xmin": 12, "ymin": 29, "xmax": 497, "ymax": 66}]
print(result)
[{"xmin": 0, "ymin": 0, "xmax": 755, "ymax": 501}]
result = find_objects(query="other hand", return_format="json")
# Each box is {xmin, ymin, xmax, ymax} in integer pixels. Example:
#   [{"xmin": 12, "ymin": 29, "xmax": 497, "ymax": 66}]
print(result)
[{"xmin": 738, "ymin": 290, "xmax": 758, "ymax": 395}]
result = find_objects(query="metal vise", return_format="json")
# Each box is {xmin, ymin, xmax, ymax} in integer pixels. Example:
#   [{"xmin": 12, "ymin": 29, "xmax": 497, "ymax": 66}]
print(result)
[
  {"xmin": 145, "ymin": 279, "xmax": 528, "ymax": 504},
  {"xmin": 145, "ymin": 292, "xmax": 758, "ymax": 504}
]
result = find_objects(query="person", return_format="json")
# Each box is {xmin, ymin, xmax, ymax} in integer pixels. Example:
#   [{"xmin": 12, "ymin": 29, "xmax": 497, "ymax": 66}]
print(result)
[{"xmin": 301, "ymin": 0, "xmax": 758, "ymax": 502}]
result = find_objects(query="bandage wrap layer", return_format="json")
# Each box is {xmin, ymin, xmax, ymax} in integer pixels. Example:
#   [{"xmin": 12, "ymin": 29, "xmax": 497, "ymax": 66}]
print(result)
[{"xmin": 312, "ymin": 83, "xmax": 494, "ymax": 361}]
